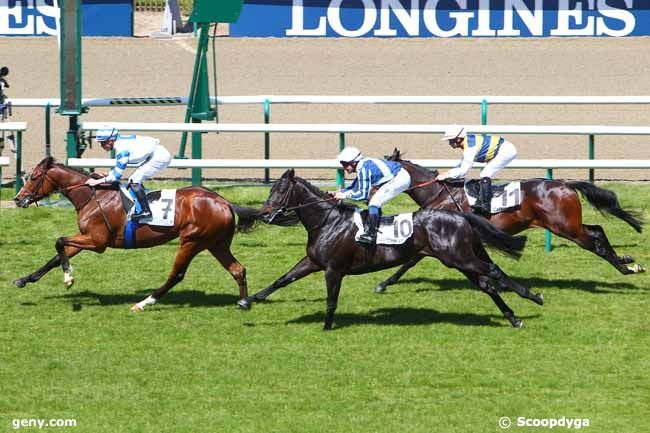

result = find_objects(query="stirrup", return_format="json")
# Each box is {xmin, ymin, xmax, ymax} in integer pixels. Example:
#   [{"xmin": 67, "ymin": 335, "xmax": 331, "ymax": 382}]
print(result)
[{"xmin": 131, "ymin": 210, "xmax": 152, "ymax": 221}]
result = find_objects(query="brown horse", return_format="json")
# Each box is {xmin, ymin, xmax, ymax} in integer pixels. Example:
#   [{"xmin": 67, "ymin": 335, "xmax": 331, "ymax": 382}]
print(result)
[
  {"xmin": 374, "ymin": 149, "xmax": 644, "ymax": 293},
  {"xmin": 13, "ymin": 157, "xmax": 260, "ymax": 311}
]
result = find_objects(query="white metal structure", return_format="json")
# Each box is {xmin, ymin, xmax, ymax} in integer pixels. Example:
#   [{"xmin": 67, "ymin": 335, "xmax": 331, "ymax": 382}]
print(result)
[
  {"xmin": 80, "ymin": 122, "xmax": 650, "ymax": 136},
  {"xmin": 68, "ymin": 158, "xmax": 650, "ymax": 170},
  {"xmin": 10, "ymin": 95, "xmax": 650, "ymax": 107}
]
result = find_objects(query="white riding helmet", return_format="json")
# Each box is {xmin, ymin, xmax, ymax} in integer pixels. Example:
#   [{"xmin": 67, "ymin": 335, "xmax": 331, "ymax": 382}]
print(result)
[
  {"xmin": 96, "ymin": 127, "xmax": 118, "ymax": 142},
  {"xmin": 441, "ymin": 125, "xmax": 467, "ymax": 141},
  {"xmin": 337, "ymin": 146, "xmax": 362, "ymax": 164}
]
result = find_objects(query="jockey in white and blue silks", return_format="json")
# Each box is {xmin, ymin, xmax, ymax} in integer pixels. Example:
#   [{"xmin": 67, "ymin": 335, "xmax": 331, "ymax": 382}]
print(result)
[
  {"xmin": 85, "ymin": 127, "xmax": 172, "ymax": 221},
  {"xmin": 332, "ymin": 146, "xmax": 412, "ymax": 246}
]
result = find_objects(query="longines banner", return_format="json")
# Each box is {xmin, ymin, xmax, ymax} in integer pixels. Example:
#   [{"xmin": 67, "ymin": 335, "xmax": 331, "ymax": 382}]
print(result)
[
  {"xmin": 230, "ymin": 0, "xmax": 650, "ymax": 37},
  {"xmin": 0, "ymin": 0, "xmax": 132, "ymax": 36}
]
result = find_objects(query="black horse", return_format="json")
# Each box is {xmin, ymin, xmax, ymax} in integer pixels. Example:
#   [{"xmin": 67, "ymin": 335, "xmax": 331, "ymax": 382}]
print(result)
[{"xmin": 238, "ymin": 169, "xmax": 543, "ymax": 329}]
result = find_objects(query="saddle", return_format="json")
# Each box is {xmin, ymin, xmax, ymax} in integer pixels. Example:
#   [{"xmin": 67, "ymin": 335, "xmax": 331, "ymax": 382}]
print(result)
[
  {"xmin": 353, "ymin": 209, "xmax": 414, "ymax": 245},
  {"xmin": 119, "ymin": 186, "xmax": 176, "ymax": 227},
  {"xmin": 463, "ymin": 179, "xmax": 522, "ymax": 214}
]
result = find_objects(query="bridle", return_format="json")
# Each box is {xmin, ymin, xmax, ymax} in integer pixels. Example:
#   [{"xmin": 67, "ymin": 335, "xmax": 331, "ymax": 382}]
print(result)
[
  {"xmin": 265, "ymin": 180, "xmax": 339, "ymax": 232},
  {"xmin": 20, "ymin": 168, "xmax": 115, "ymax": 234}
]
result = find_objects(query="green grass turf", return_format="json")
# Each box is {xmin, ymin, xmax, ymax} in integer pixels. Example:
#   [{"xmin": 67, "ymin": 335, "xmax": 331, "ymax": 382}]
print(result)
[{"xmin": 1, "ymin": 182, "xmax": 649, "ymax": 433}]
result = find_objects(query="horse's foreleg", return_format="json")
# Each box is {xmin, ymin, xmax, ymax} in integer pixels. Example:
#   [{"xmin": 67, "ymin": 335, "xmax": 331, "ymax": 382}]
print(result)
[
  {"xmin": 132, "ymin": 240, "xmax": 203, "ymax": 312},
  {"xmin": 14, "ymin": 246, "xmax": 81, "ymax": 288},
  {"xmin": 208, "ymin": 244, "xmax": 248, "ymax": 302},
  {"xmin": 374, "ymin": 256, "xmax": 424, "ymax": 294},
  {"xmin": 323, "ymin": 268, "xmax": 343, "ymax": 331},
  {"xmin": 239, "ymin": 256, "xmax": 321, "ymax": 309},
  {"xmin": 55, "ymin": 235, "xmax": 103, "ymax": 289}
]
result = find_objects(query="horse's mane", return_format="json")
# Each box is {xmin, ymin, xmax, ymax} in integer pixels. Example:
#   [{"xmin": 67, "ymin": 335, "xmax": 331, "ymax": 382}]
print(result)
[
  {"xmin": 389, "ymin": 150, "xmax": 439, "ymax": 178},
  {"xmin": 43, "ymin": 157, "xmax": 102, "ymax": 179},
  {"xmin": 295, "ymin": 177, "xmax": 359, "ymax": 213}
]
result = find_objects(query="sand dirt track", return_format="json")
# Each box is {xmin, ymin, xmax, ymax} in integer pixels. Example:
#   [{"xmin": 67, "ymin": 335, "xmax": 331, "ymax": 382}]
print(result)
[{"xmin": 1, "ymin": 30, "xmax": 650, "ymax": 182}]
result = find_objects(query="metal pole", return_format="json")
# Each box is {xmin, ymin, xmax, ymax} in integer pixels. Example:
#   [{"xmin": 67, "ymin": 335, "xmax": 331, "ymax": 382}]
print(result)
[
  {"xmin": 336, "ymin": 133, "xmax": 345, "ymax": 188},
  {"xmin": 45, "ymin": 103, "xmax": 51, "ymax": 157},
  {"xmin": 264, "ymin": 98, "xmax": 270, "ymax": 183},
  {"xmin": 545, "ymin": 168, "xmax": 553, "ymax": 252},
  {"xmin": 588, "ymin": 134, "xmax": 595, "ymax": 183},
  {"xmin": 15, "ymin": 131, "xmax": 23, "ymax": 193},
  {"xmin": 481, "ymin": 98, "xmax": 488, "ymax": 125}
]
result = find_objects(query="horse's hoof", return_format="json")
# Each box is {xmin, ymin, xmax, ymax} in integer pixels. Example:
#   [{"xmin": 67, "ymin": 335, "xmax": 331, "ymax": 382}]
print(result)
[
  {"xmin": 237, "ymin": 298, "xmax": 252, "ymax": 311},
  {"xmin": 130, "ymin": 304, "xmax": 144, "ymax": 313},
  {"xmin": 620, "ymin": 255, "xmax": 635, "ymax": 264},
  {"xmin": 534, "ymin": 293, "xmax": 544, "ymax": 305},
  {"xmin": 374, "ymin": 284, "xmax": 387, "ymax": 294},
  {"xmin": 323, "ymin": 323, "xmax": 333, "ymax": 331},
  {"xmin": 64, "ymin": 278, "xmax": 74, "ymax": 289},
  {"xmin": 512, "ymin": 319, "xmax": 523, "ymax": 328},
  {"xmin": 14, "ymin": 278, "xmax": 26, "ymax": 288},
  {"xmin": 628, "ymin": 263, "xmax": 645, "ymax": 273}
]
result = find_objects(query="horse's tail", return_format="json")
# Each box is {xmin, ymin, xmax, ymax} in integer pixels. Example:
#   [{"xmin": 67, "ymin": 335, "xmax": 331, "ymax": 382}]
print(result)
[
  {"xmin": 230, "ymin": 205, "xmax": 264, "ymax": 233},
  {"xmin": 462, "ymin": 213, "xmax": 527, "ymax": 260},
  {"xmin": 566, "ymin": 181, "xmax": 644, "ymax": 233}
]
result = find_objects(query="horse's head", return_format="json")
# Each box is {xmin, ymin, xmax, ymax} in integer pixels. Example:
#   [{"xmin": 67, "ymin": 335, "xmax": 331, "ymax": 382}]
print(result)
[
  {"xmin": 262, "ymin": 169, "xmax": 297, "ymax": 223},
  {"xmin": 13, "ymin": 157, "xmax": 59, "ymax": 208}
]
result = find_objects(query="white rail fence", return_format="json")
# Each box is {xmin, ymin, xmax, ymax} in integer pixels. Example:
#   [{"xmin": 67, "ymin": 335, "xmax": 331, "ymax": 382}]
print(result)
[{"xmin": 0, "ymin": 122, "xmax": 27, "ymax": 191}]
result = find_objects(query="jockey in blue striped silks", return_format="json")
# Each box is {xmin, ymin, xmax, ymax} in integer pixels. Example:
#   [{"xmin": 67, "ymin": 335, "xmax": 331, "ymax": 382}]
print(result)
[
  {"xmin": 331, "ymin": 146, "xmax": 412, "ymax": 246},
  {"xmin": 85, "ymin": 127, "xmax": 172, "ymax": 221},
  {"xmin": 436, "ymin": 125, "xmax": 517, "ymax": 215}
]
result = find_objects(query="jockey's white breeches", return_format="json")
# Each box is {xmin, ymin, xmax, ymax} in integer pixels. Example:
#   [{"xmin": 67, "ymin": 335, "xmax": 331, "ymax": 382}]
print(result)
[
  {"xmin": 129, "ymin": 145, "xmax": 172, "ymax": 184},
  {"xmin": 479, "ymin": 140, "xmax": 517, "ymax": 178},
  {"xmin": 369, "ymin": 168, "xmax": 412, "ymax": 208}
]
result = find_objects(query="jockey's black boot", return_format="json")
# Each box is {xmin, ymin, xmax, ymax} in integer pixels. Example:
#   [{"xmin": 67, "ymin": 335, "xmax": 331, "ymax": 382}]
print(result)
[
  {"xmin": 472, "ymin": 177, "xmax": 492, "ymax": 216},
  {"xmin": 130, "ymin": 183, "xmax": 152, "ymax": 221},
  {"xmin": 358, "ymin": 213, "xmax": 379, "ymax": 246}
]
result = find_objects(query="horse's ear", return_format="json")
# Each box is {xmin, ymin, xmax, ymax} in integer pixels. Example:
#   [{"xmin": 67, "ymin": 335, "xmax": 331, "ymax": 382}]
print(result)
[{"xmin": 287, "ymin": 169, "xmax": 295, "ymax": 180}]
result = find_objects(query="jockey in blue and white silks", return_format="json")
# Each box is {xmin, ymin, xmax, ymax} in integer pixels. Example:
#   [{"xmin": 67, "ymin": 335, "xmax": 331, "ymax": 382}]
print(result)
[
  {"xmin": 85, "ymin": 127, "xmax": 172, "ymax": 221},
  {"xmin": 436, "ymin": 125, "xmax": 517, "ymax": 215},
  {"xmin": 332, "ymin": 147, "xmax": 411, "ymax": 246}
]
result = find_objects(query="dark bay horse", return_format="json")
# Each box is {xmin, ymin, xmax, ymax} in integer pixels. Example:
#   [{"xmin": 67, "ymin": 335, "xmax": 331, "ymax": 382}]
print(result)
[
  {"xmin": 13, "ymin": 157, "xmax": 260, "ymax": 311},
  {"xmin": 238, "ymin": 169, "xmax": 543, "ymax": 329},
  {"xmin": 374, "ymin": 149, "xmax": 644, "ymax": 294}
]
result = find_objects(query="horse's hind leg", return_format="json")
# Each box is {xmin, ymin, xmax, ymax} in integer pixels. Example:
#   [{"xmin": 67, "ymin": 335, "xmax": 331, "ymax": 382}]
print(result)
[
  {"xmin": 373, "ymin": 256, "xmax": 424, "ymax": 294},
  {"xmin": 208, "ymin": 243, "xmax": 248, "ymax": 303},
  {"xmin": 461, "ymin": 270, "xmax": 522, "ymax": 328},
  {"xmin": 488, "ymin": 264, "xmax": 544, "ymax": 306},
  {"xmin": 582, "ymin": 224, "xmax": 644, "ymax": 274},
  {"xmin": 14, "ymin": 246, "xmax": 81, "ymax": 288},
  {"xmin": 131, "ymin": 240, "xmax": 203, "ymax": 312}
]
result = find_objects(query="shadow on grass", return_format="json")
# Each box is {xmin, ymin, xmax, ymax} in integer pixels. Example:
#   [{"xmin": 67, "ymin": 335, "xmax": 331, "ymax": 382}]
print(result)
[
  {"xmin": 387, "ymin": 276, "xmax": 645, "ymax": 294},
  {"xmin": 286, "ymin": 307, "xmax": 540, "ymax": 329},
  {"xmin": 50, "ymin": 289, "xmax": 240, "ymax": 308}
]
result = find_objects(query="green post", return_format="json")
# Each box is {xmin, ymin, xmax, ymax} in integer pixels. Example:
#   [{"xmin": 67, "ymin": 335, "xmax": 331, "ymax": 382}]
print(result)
[
  {"xmin": 191, "ymin": 123, "xmax": 202, "ymax": 186},
  {"xmin": 15, "ymin": 131, "xmax": 23, "ymax": 193},
  {"xmin": 45, "ymin": 103, "xmax": 51, "ymax": 157},
  {"xmin": 336, "ymin": 133, "xmax": 345, "ymax": 188},
  {"xmin": 481, "ymin": 99, "xmax": 487, "ymax": 125},
  {"xmin": 545, "ymin": 168, "xmax": 553, "ymax": 252},
  {"xmin": 264, "ymin": 98, "xmax": 270, "ymax": 184},
  {"xmin": 59, "ymin": 0, "xmax": 83, "ymax": 160},
  {"xmin": 588, "ymin": 134, "xmax": 595, "ymax": 183}
]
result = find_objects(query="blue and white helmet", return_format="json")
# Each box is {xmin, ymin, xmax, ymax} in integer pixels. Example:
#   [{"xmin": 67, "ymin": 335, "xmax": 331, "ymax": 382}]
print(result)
[{"xmin": 95, "ymin": 127, "xmax": 118, "ymax": 142}]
